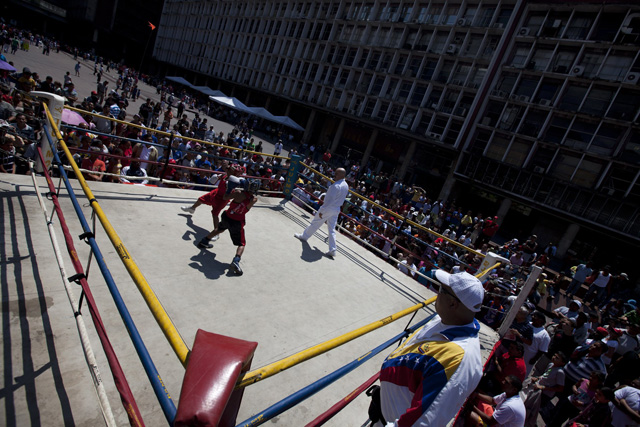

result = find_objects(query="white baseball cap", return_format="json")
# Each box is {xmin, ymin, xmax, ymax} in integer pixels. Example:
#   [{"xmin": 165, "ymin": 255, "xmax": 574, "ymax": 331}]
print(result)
[{"xmin": 434, "ymin": 270, "xmax": 484, "ymax": 312}]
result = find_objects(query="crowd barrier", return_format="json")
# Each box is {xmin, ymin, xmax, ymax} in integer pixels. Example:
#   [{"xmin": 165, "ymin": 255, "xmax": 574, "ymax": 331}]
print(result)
[{"xmin": 22, "ymin": 98, "xmax": 515, "ymax": 426}]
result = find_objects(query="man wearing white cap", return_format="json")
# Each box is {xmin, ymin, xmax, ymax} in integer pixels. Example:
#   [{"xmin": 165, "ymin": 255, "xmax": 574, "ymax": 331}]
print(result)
[{"xmin": 376, "ymin": 270, "xmax": 485, "ymax": 426}]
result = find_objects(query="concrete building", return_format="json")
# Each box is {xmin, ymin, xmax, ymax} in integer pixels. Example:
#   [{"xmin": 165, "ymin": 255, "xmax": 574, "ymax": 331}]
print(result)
[{"xmin": 152, "ymin": 1, "xmax": 640, "ymax": 270}]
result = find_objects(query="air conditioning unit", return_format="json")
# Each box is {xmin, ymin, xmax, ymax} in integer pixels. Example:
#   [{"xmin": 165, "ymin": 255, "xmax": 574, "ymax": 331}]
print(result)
[
  {"xmin": 430, "ymin": 103, "xmax": 438, "ymax": 109},
  {"xmin": 497, "ymin": 90, "xmax": 507, "ymax": 98},
  {"xmin": 624, "ymin": 72, "xmax": 640, "ymax": 84},
  {"xmin": 570, "ymin": 66, "xmax": 585, "ymax": 76},
  {"xmin": 457, "ymin": 18, "xmax": 467, "ymax": 26},
  {"xmin": 539, "ymin": 99, "xmax": 552, "ymax": 106},
  {"xmin": 533, "ymin": 166, "xmax": 546, "ymax": 174},
  {"xmin": 428, "ymin": 132, "xmax": 442, "ymax": 140},
  {"xmin": 519, "ymin": 95, "xmax": 530, "ymax": 102},
  {"xmin": 481, "ymin": 117, "xmax": 492, "ymax": 126},
  {"xmin": 454, "ymin": 36, "xmax": 464, "ymax": 43},
  {"xmin": 446, "ymin": 44, "xmax": 458, "ymax": 54},
  {"xmin": 519, "ymin": 27, "xmax": 531, "ymax": 36},
  {"xmin": 551, "ymin": 19, "xmax": 562, "ymax": 28},
  {"xmin": 509, "ymin": 94, "xmax": 519, "ymax": 100}
]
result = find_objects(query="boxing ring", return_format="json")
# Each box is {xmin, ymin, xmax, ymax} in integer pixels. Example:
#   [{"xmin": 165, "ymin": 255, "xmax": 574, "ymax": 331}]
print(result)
[{"xmin": 1, "ymin": 97, "xmax": 502, "ymax": 426}]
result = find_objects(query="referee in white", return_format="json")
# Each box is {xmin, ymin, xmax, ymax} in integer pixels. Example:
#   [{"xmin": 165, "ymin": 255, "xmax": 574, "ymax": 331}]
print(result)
[{"xmin": 295, "ymin": 168, "xmax": 349, "ymax": 258}]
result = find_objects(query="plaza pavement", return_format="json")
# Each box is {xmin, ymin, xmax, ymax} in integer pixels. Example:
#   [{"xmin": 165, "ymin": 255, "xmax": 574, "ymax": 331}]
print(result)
[{"xmin": 1, "ymin": 47, "xmax": 500, "ymax": 426}]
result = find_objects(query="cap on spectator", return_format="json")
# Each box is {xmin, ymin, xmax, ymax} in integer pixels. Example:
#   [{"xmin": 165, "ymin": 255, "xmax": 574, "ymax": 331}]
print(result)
[
  {"xmin": 621, "ymin": 273, "xmax": 628, "ymax": 279},
  {"xmin": 626, "ymin": 299, "xmax": 637, "ymax": 310},
  {"xmin": 610, "ymin": 328, "xmax": 623, "ymax": 336},
  {"xmin": 23, "ymin": 67, "xmax": 31, "ymax": 74},
  {"xmin": 595, "ymin": 327, "xmax": 608, "ymax": 337},
  {"xmin": 434, "ymin": 270, "xmax": 484, "ymax": 312},
  {"xmin": 571, "ymin": 300, "xmax": 582, "ymax": 309}
]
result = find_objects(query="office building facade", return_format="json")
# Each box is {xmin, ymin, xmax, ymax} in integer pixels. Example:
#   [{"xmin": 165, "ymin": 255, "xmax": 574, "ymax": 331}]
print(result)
[{"xmin": 153, "ymin": 0, "xmax": 640, "ymax": 267}]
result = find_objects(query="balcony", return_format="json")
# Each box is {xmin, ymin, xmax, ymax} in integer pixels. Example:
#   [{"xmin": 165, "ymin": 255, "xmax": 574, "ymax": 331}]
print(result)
[{"xmin": 455, "ymin": 153, "xmax": 640, "ymax": 239}]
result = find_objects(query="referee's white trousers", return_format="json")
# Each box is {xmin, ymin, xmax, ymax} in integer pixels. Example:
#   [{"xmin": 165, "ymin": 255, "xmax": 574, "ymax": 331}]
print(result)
[{"xmin": 300, "ymin": 209, "xmax": 340, "ymax": 253}]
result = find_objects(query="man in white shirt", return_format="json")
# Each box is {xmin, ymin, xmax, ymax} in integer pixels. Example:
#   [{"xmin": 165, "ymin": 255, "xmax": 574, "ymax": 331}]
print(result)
[
  {"xmin": 610, "ymin": 381, "xmax": 640, "ymax": 427},
  {"xmin": 294, "ymin": 168, "xmax": 349, "ymax": 258},
  {"xmin": 524, "ymin": 311, "xmax": 551, "ymax": 375},
  {"xmin": 470, "ymin": 375, "xmax": 526, "ymax": 426}
]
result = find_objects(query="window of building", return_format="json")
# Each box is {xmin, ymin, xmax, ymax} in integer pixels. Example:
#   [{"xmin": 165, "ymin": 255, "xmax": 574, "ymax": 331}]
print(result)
[
  {"xmin": 505, "ymin": 139, "xmax": 532, "ymax": 167},
  {"xmin": 372, "ymin": 76, "xmax": 385, "ymax": 94},
  {"xmin": 386, "ymin": 79, "xmax": 399, "ymax": 97},
  {"xmin": 405, "ymin": 30, "xmax": 419, "ymax": 49},
  {"xmin": 427, "ymin": 88, "xmax": 443, "ymax": 108},
  {"xmin": 486, "ymin": 134, "xmax": 511, "ymax": 161},
  {"xmin": 514, "ymin": 77, "xmax": 539, "ymax": 99},
  {"xmin": 388, "ymin": 104, "xmax": 403, "ymax": 123},
  {"xmin": 416, "ymin": 30, "xmax": 432, "ymax": 50},
  {"xmin": 519, "ymin": 109, "xmax": 548, "ymax": 137},
  {"xmin": 451, "ymin": 62, "xmax": 471, "ymax": 84},
  {"xmin": 477, "ymin": 6, "xmax": 495, "ymax": 27},
  {"xmin": 416, "ymin": 112, "xmax": 433, "ymax": 134},
  {"xmin": 578, "ymin": 50, "xmax": 606, "ymax": 78},
  {"xmin": 541, "ymin": 12, "xmax": 570, "ymax": 37},
  {"xmin": 499, "ymin": 106, "xmax": 525, "ymax": 132},
  {"xmin": 530, "ymin": 46, "xmax": 554, "ymax": 71},
  {"xmin": 367, "ymin": 51, "xmax": 381, "ymax": 70},
  {"xmin": 363, "ymin": 99, "xmax": 377, "ymax": 117},
  {"xmin": 390, "ymin": 29, "xmax": 404, "ymax": 48},
  {"xmin": 482, "ymin": 101, "xmax": 505, "ymax": 127},
  {"xmin": 417, "ymin": 5, "xmax": 429, "ymax": 23},
  {"xmin": 420, "ymin": 60, "xmax": 438, "ymax": 80},
  {"xmin": 401, "ymin": 5, "xmax": 413, "ymax": 22},
  {"xmin": 591, "ymin": 12, "xmax": 626, "ymax": 42},
  {"xmin": 462, "ymin": 6, "xmax": 477, "ymax": 24},
  {"xmin": 431, "ymin": 31, "xmax": 449, "ymax": 53},
  {"xmin": 444, "ymin": 5, "xmax": 460, "ymax": 25},
  {"xmin": 621, "ymin": 130, "xmax": 640, "ymax": 165},
  {"xmin": 410, "ymin": 84, "xmax": 427, "ymax": 106},
  {"xmin": 408, "ymin": 56, "xmax": 423, "ymax": 76},
  {"xmin": 482, "ymin": 36, "xmax": 500, "ymax": 58},
  {"xmin": 444, "ymin": 119, "xmax": 462, "ymax": 144},
  {"xmin": 464, "ymin": 34, "xmax": 483, "ymax": 57},
  {"xmin": 346, "ymin": 48, "xmax": 357, "ymax": 66},
  {"xmin": 581, "ymin": 87, "xmax": 615, "ymax": 116},
  {"xmin": 598, "ymin": 53, "xmax": 634, "ymax": 82},
  {"xmin": 431, "ymin": 115, "xmax": 449, "ymax": 135},
  {"xmin": 564, "ymin": 12, "xmax": 596, "ymax": 40},
  {"xmin": 495, "ymin": 7, "xmax": 513, "ymax": 26},
  {"xmin": 436, "ymin": 60, "xmax": 454, "ymax": 83},
  {"xmin": 557, "ymin": 84, "xmax": 588, "ymax": 112},
  {"xmin": 399, "ymin": 108, "xmax": 417, "ymax": 129},
  {"xmin": 511, "ymin": 43, "xmax": 531, "ymax": 68},
  {"xmin": 607, "ymin": 89, "xmax": 639, "ymax": 121},
  {"xmin": 550, "ymin": 49, "xmax": 577, "ymax": 74},
  {"xmin": 523, "ymin": 12, "xmax": 546, "ymax": 35},
  {"xmin": 534, "ymin": 79, "xmax": 562, "ymax": 103},
  {"xmin": 589, "ymin": 124, "xmax": 623, "ymax": 156},
  {"xmin": 377, "ymin": 101, "xmax": 390, "ymax": 120},
  {"xmin": 398, "ymin": 81, "xmax": 412, "ymax": 101},
  {"xmin": 427, "ymin": 4, "xmax": 444, "ymax": 25},
  {"xmin": 573, "ymin": 157, "xmax": 604, "ymax": 188},
  {"xmin": 380, "ymin": 53, "xmax": 393, "ymax": 70},
  {"xmin": 543, "ymin": 115, "xmax": 571, "ymax": 144},
  {"xmin": 497, "ymin": 73, "xmax": 518, "ymax": 95},
  {"xmin": 565, "ymin": 119, "xmax": 597, "ymax": 150},
  {"xmin": 550, "ymin": 151, "xmax": 580, "ymax": 182}
]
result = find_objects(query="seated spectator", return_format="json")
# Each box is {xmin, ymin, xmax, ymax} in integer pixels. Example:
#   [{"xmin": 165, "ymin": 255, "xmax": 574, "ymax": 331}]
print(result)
[
  {"xmin": 609, "ymin": 378, "xmax": 640, "ymax": 426},
  {"xmin": 568, "ymin": 386, "xmax": 615, "ymax": 427},
  {"xmin": 80, "ymin": 146, "xmax": 106, "ymax": 181},
  {"xmin": 469, "ymin": 375, "xmax": 526, "ymax": 426},
  {"xmin": 549, "ymin": 371, "xmax": 606, "ymax": 427},
  {"xmin": 554, "ymin": 300, "xmax": 582, "ymax": 321}
]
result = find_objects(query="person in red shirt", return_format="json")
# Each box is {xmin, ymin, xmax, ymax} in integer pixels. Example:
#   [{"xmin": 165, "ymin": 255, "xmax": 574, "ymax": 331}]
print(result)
[
  {"xmin": 496, "ymin": 341, "xmax": 527, "ymax": 383},
  {"xmin": 197, "ymin": 179, "xmax": 260, "ymax": 275},
  {"xmin": 80, "ymin": 146, "xmax": 106, "ymax": 181},
  {"xmin": 181, "ymin": 161, "xmax": 241, "ymax": 235}
]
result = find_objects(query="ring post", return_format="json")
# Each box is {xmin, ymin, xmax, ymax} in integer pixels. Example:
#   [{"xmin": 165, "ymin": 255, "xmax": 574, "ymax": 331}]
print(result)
[
  {"xmin": 31, "ymin": 91, "xmax": 65, "ymax": 172},
  {"xmin": 283, "ymin": 154, "xmax": 304, "ymax": 200}
]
